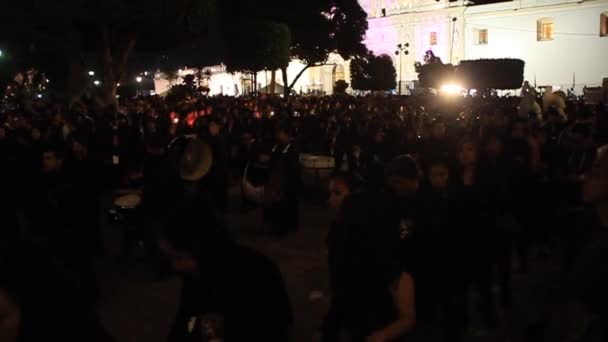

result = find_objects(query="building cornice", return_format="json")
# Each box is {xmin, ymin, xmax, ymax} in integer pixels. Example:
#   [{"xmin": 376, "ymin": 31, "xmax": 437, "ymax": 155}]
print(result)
[{"xmin": 464, "ymin": 0, "xmax": 608, "ymax": 19}]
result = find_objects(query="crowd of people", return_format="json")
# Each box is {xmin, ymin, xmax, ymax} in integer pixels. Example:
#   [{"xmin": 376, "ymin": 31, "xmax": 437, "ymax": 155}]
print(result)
[{"xmin": 0, "ymin": 88, "xmax": 607, "ymax": 342}]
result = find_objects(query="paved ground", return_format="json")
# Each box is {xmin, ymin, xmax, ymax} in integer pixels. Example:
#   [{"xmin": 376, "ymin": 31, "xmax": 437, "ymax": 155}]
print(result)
[
  {"xmin": 94, "ymin": 186, "xmax": 602, "ymax": 342},
  {"xmin": 97, "ymin": 188, "xmax": 331, "ymax": 342}
]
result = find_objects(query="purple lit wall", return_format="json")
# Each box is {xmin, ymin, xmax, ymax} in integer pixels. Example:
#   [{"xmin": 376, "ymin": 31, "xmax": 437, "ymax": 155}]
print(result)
[{"xmin": 365, "ymin": 13, "xmax": 456, "ymax": 80}]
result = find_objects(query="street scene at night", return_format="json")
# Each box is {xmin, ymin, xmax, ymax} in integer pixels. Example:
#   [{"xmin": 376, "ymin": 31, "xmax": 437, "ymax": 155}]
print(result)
[{"xmin": 1, "ymin": 0, "xmax": 608, "ymax": 341}]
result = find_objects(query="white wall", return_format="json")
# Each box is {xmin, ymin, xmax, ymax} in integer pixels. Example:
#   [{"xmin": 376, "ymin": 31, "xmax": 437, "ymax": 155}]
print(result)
[{"xmin": 464, "ymin": 0, "xmax": 608, "ymax": 92}]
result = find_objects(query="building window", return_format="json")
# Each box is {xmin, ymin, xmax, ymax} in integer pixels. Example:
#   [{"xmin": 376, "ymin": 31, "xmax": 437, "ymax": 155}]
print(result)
[
  {"xmin": 430, "ymin": 32, "xmax": 437, "ymax": 45},
  {"xmin": 475, "ymin": 29, "xmax": 488, "ymax": 45},
  {"xmin": 601, "ymin": 12, "xmax": 608, "ymax": 37},
  {"xmin": 537, "ymin": 18, "xmax": 554, "ymax": 41}
]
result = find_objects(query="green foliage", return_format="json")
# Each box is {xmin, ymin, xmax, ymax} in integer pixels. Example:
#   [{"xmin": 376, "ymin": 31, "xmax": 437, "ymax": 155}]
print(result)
[
  {"xmin": 221, "ymin": 0, "xmax": 367, "ymax": 96},
  {"xmin": 414, "ymin": 63, "xmax": 456, "ymax": 89},
  {"xmin": 456, "ymin": 59, "xmax": 525, "ymax": 90},
  {"xmin": 0, "ymin": 0, "xmax": 215, "ymax": 102},
  {"xmin": 225, "ymin": 22, "xmax": 291, "ymax": 73},
  {"xmin": 351, "ymin": 54, "xmax": 397, "ymax": 92},
  {"xmin": 414, "ymin": 54, "xmax": 525, "ymax": 91},
  {"xmin": 414, "ymin": 50, "xmax": 455, "ymax": 89}
]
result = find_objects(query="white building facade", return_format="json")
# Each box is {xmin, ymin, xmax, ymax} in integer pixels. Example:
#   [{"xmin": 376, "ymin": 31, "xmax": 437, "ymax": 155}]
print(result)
[
  {"xmin": 155, "ymin": 0, "xmax": 608, "ymax": 96},
  {"xmin": 362, "ymin": 0, "xmax": 608, "ymax": 93},
  {"xmin": 154, "ymin": 55, "xmax": 351, "ymax": 97}
]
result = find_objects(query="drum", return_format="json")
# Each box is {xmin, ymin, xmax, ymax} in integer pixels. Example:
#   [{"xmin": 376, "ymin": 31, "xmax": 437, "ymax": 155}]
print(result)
[
  {"xmin": 299, "ymin": 154, "xmax": 335, "ymax": 169},
  {"xmin": 114, "ymin": 193, "xmax": 142, "ymax": 209},
  {"xmin": 242, "ymin": 164, "xmax": 265, "ymax": 204},
  {"xmin": 109, "ymin": 192, "xmax": 142, "ymax": 223},
  {"xmin": 299, "ymin": 154, "xmax": 335, "ymax": 186}
]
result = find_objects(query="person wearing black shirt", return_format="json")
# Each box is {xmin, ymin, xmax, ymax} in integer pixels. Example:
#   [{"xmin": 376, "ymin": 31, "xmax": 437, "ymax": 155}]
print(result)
[
  {"xmin": 264, "ymin": 122, "xmax": 301, "ymax": 238},
  {"xmin": 0, "ymin": 241, "xmax": 114, "ymax": 342},
  {"xmin": 160, "ymin": 204, "xmax": 293, "ymax": 342},
  {"xmin": 321, "ymin": 156, "xmax": 418, "ymax": 342}
]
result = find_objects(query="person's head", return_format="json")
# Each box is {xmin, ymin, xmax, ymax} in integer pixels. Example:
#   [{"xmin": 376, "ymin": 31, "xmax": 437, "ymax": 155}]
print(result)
[
  {"xmin": 510, "ymin": 120, "xmax": 527, "ymax": 140},
  {"xmin": 385, "ymin": 155, "xmax": 420, "ymax": 199},
  {"xmin": 276, "ymin": 122, "xmax": 292, "ymax": 144},
  {"xmin": 458, "ymin": 139, "xmax": 477, "ymax": 166},
  {"xmin": 373, "ymin": 129, "xmax": 385, "ymax": 143},
  {"xmin": 208, "ymin": 117, "xmax": 222, "ymax": 137},
  {"xmin": 328, "ymin": 172, "xmax": 361, "ymax": 210},
  {"xmin": 41, "ymin": 146, "xmax": 64, "ymax": 173},
  {"xmin": 160, "ymin": 204, "xmax": 233, "ymax": 276},
  {"xmin": 427, "ymin": 159, "xmax": 450, "ymax": 192},
  {"xmin": 484, "ymin": 134, "xmax": 503, "ymax": 158},
  {"xmin": 241, "ymin": 129, "xmax": 255, "ymax": 145},
  {"xmin": 70, "ymin": 134, "xmax": 89, "ymax": 159},
  {"xmin": 31, "ymin": 127, "xmax": 41, "ymax": 142},
  {"xmin": 432, "ymin": 120, "xmax": 447, "ymax": 139}
]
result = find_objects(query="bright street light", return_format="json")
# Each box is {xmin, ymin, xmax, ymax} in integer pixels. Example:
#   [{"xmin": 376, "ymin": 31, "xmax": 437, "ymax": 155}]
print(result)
[
  {"xmin": 88, "ymin": 71, "xmax": 95, "ymax": 76},
  {"xmin": 136, "ymin": 77, "xmax": 143, "ymax": 83},
  {"xmin": 440, "ymin": 83, "xmax": 463, "ymax": 96},
  {"xmin": 94, "ymin": 80, "xmax": 101, "ymax": 86}
]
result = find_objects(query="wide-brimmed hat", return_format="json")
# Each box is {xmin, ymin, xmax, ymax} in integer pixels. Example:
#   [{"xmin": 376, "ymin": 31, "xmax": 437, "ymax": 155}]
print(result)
[{"xmin": 179, "ymin": 139, "xmax": 213, "ymax": 181}]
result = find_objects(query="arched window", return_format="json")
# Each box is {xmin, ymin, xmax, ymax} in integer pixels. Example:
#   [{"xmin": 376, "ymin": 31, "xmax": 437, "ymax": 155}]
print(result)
[
  {"xmin": 601, "ymin": 12, "xmax": 608, "ymax": 37},
  {"xmin": 334, "ymin": 65, "xmax": 345, "ymax": 81},
  {"xmin": 537, "ymin": 17, "xmax": 554, "ymax": 41}
]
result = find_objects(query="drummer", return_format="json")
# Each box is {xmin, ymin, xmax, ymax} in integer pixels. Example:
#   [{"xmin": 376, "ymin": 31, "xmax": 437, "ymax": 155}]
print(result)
[
  {"xmin": 177, "ymin": 138, "xmax": 221, "ymax": 218},
  {"xmin": 264, "ymin": 121, "xmax": 302, "ymax": 239}
]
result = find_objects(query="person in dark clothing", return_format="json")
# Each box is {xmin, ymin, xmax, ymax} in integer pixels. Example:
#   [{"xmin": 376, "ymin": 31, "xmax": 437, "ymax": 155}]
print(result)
[
  {"xmin": 204, "ymin": 116, "xmax": 230, "ymax": 212},
  {"xmin": 504, "ymin": 119, "xmax": 535, "ymax": 274},
  {"xmin": 160, "ymin": 204, "xmax": 293, "ymax": 342},
  {"xmin": 530, "ymin": 147, "xmax": 608, "ymax": 342},
  {"xmin": 264, "ymin": 122, "xmax": 301, "ymax": 238},
  {"xmin": 360, "ymin": 128, "xmax": 393, "ymax": 191},
  {"xmin": 333, "ymin": 115, "xmax": 359, "ymax": 172},
  {"xmin": 0, "ymin": 126, "xmax": 21, "ymax": 240},
  {"xmin": 478, "ymin": 133, "xmax": 514, "ymax": 308},
  {"xmin": 64, "ymin": 133, "xmax": 103, "ymax": 255},
  {"xmin": 452, "ymin": 139, "xmax": 498, "ymax": 333},
  {"xmin": 415, "ymin": 157, "xmax": 470, "ymax": 342},
  {"xmin": 0, "ymin": 241, "xmax": 114, "ymax": 342},
  {"xmin": 321, "ymin": 156, "xmax": 418, "ymax": 342},
  {"xmin": 28, "ymin": 144, "xmax": 100, "ymax": 303},
  {"xmin": 420, "ymin": 119, "xmax": 453, "ymax": 167}
]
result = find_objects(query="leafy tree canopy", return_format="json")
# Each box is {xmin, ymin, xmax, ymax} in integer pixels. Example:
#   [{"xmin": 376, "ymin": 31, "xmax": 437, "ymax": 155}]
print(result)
[{"xmin": 351, "ymin": 53, "xmax": 397, "ymax": 92}]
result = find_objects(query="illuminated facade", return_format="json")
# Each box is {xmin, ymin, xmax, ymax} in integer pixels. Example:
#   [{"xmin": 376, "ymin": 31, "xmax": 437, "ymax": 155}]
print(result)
[
  {"xmin": 155, "ymin": 0, "xmax": 608, "ymax": 96},
  {"xmin": 362, "ymin": 0, "xmax": 608, "ymax": 92}
]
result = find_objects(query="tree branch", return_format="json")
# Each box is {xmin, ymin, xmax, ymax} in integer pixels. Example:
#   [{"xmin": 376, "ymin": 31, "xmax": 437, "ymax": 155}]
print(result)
[{"xmin": 287, "ymin": 62, "xmax": 329, "ymax": 90}]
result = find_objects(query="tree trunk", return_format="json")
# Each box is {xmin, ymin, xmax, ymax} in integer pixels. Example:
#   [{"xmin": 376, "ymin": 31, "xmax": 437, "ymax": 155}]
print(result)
[
  {"xmin": 283, "ymin": 64, "xmax": 313, "ymax": 99},
  {"xmin": 98, "ymin": 26, "xmax": 137, "ymax": 107},
  {"xmin": 65, "ymin": 57, "xmax": 87, "ymax": 105},
  {"xmin": 270, "ymin": 70, "xmax": 276, "ymax": 95},
  {"xmin": 254, "ymin": 72, "xmax": 258, "ymax": 94},
  {"xmin": 281, "ymin": 67, "xmax": 289, "ymax": 98}
]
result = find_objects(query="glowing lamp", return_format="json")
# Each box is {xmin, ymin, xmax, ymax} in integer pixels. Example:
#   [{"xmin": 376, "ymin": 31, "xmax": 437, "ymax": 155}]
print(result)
[
  {"xmin": 136, "ymin": 77, "xmax": 143, "ymax": 83},
  {"xmin": 440, "ymin": 84, "xmax": 462, "ymax": 96}
]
